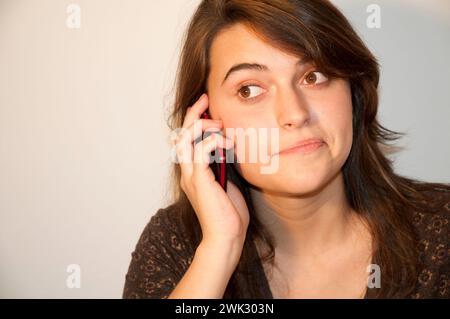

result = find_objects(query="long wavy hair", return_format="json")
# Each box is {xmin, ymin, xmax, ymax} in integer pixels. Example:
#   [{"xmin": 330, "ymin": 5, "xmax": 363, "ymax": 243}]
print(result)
[{"xmin": 166, "ymin": 0, "xmax": 445, "ymax": 298}]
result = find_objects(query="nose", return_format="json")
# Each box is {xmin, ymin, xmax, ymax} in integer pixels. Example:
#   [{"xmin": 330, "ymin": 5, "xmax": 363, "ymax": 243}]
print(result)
[{"xmin": 274, "ymin": 85, "xmax": 310, "ymax": 130}]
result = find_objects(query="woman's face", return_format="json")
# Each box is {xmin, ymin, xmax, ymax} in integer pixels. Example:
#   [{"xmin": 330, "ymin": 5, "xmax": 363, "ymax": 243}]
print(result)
[{"xmin": 206, "ymin": 23, "xmax": 353, "ymax": 196}]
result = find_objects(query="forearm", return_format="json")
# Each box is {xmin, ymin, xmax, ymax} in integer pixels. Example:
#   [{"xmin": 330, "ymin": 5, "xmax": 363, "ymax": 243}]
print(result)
[{"xmin": 168, "ymin": 239, "xmax": 244, "ymax": 299}]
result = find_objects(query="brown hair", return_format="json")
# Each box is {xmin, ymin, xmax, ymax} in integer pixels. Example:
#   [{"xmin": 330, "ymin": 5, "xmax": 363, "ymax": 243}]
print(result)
[{"xmin": 167, "ymin": 0, "xmax": 446, "ymax": 298}]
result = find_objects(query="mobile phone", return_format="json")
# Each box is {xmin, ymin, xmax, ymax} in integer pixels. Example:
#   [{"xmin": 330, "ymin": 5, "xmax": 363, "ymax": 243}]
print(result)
[{"xmin": 201, "ymin": 110, "xmax": 227, "ymax": 191}]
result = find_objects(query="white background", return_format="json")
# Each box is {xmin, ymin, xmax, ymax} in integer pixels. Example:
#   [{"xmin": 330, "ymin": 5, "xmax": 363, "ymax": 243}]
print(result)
[{"xmin": 0, "ymin": 0, "xmax": 449, "ymax": 298}]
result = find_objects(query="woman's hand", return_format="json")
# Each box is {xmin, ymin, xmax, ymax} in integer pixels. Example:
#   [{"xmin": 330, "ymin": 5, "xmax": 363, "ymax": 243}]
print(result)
[{"xmin": 174, "ymin": 93, "xmax": 250, "ymax": 247}]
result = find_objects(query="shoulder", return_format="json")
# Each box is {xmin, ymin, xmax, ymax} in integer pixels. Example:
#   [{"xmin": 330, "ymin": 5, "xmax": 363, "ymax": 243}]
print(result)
[
  {"xmin": 122, "ymin": 203, "xmax": 195, "ymax": 298},
  {"xmin": 134, "ymin": 202, "xmax": 195, "ymax": 266},
  {"xmin": 408, "ymin": 181, "xmax": 449, "ymax": 298},
  {"xmin": 410, "ymin": 182, "xmax": 449, "ymax": 234},
  {"xmin": 144, "ymin": 203, "xmax": 187, "ymax": 241}
]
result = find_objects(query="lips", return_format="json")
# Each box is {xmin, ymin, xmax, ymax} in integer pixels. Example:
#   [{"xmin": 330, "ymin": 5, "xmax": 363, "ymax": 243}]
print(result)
[{"xmin": 276, "ymin": 138, "xmax": 324, "ymax": 155}]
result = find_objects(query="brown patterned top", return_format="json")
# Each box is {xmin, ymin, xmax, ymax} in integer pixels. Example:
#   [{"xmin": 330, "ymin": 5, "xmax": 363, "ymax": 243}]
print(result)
[{"xmin": 122, "ymin": 184, "xmax": 449, "ymax": 299}]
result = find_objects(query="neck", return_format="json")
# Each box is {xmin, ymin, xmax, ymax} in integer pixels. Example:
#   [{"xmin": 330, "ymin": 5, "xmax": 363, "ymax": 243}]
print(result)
[{"xmin": 250, "ymin": 172, "xmax": 360, "ymax": 258}]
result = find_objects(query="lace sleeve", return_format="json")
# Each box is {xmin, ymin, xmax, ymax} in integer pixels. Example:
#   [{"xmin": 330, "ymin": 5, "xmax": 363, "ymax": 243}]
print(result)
[
  {"xmin": 411, "ymin": 185, "xmax": 450, "ymax": 298},
  {"xmin": 122, "ymin": 206, "xmax": 194, "ymax": 299}
]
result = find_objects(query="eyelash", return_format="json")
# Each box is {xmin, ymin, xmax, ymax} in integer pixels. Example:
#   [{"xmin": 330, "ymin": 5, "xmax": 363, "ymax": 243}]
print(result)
[{"xmin": 236, "ymin": 70, "xmax": 329, "ymax": 102}]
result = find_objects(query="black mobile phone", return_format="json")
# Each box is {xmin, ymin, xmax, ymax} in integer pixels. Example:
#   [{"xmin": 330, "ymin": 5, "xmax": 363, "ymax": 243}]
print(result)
[{"xmin": 201, "ymin": 110, "xmax": 227, "ymax": 191}]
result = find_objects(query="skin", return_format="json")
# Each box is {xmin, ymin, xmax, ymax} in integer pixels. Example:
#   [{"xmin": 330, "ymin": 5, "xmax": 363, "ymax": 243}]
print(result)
[{"xmin": 205, "ymin": 23, "xmax": 373, "ymax": 298}]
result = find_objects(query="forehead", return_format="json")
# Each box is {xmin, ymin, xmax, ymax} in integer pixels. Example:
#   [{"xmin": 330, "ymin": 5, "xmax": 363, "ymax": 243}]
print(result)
[{"xmin": 208, "ymin": 23, "xmax": 302, "ymax": 82}]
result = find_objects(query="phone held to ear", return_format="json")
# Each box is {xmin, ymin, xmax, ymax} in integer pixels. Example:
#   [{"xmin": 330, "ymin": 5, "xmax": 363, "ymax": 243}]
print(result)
[{"xmin": 201, "ymin": 110, "xmax": 227, "ymax": 191}]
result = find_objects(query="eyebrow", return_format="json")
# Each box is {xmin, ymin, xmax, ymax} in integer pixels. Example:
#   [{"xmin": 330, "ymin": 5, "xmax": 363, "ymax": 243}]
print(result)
[{"xmin": 221, "ymin": 58, "xmax": 311, "ymax": 86}]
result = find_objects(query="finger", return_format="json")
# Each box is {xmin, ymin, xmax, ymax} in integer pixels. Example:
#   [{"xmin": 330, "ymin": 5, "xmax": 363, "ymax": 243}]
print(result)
[
  {"xmin": 193, "ymin": 132, "xmax": 233, "ymax": 177},
  {"xmin": 178, "ymin": 119, "xmax": 222, "ymax": 146},
  {"xmin": 183, "ymin": 94, "xmax": 210, "ymax": 129},
  {"xmin": 175, "ymin": 120, "xmax": 223, "ymax": 178},
  {"xmin": 175, "ymin": 129, "xmax": 194, "ymax": 177}
]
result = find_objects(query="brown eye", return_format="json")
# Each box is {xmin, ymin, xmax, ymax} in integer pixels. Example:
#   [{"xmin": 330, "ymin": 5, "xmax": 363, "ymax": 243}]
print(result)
[
  {"xmin": 239, "ymin": 86, "xmax": 251, "ymax": 98},
  {"xmin": 237, "ymin": 85, "xmax": 265, "ymax": 100},
  {"xmin": 305, "ymin": 72, "xmax": 317, "ymax": 84},
  {"xmin": 302, "ymin": 71, "xmax": 328, "ymax": 85}
]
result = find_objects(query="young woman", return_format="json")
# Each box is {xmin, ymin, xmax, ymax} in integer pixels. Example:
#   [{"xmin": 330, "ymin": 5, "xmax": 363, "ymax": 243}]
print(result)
[{"xmin": 123, "ymin": 0, "xmax": 449, "ymax": 299}]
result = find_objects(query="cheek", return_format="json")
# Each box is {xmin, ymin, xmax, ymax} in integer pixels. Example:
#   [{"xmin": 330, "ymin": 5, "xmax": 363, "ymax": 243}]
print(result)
[
  {"xmin": 223, "ymin": 112, "xmax": 273, "ymax": 156},
  {"xmin": 316, "ymin": 88, "xmax": 353, "ymax": 159}
]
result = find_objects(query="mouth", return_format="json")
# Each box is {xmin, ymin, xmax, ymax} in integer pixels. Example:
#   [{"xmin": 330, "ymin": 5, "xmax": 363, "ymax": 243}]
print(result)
[{"xmin": 275, "ymin": 138, "xmax": 325, "ymax": 156}]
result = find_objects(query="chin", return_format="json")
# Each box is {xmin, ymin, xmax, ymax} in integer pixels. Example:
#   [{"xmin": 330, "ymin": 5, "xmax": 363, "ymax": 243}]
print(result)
[{"xmin": 263, "ymin": 170, "xmax": 331, "ymax": 196}]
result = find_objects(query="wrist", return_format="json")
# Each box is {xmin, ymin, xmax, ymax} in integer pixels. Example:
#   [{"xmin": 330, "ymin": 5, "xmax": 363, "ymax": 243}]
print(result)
[{"xmin": 197, "ymin": 237, "xmax": 245, "ymax": 271}]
